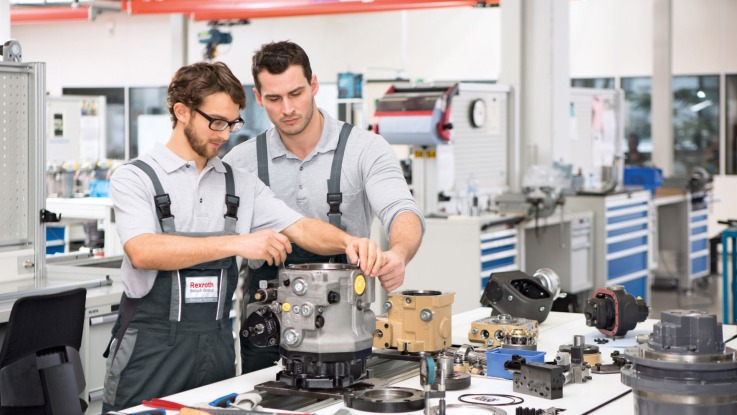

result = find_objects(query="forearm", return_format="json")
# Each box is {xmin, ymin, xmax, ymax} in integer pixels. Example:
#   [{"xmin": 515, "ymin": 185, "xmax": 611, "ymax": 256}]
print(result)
[
  {"xmin": 388, "ymin": 211, "xmax": 424, "ymax": 264},
  {"xmin": 283, "ymin": 218, "xmax": 354, "ymax": 255},
  {"xmin": 125, "ymin": 233, "xmax": 240, "ymax": 270}
]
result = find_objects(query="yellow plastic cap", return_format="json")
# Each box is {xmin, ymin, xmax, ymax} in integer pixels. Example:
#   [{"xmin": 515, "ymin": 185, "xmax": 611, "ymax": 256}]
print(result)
[
  {"xmin": 354, "ymin": 274, "xmax": 366, "ymax": 295},
  {"xmin": 282, "ymin": 302, "xmax": 291, "ymax": 312}
]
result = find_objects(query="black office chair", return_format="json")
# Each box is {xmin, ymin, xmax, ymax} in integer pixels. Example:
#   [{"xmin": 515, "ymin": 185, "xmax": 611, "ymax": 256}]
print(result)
[{"xmin": 0, "ymin": 288, "xmax": 87, "ymax": 415}]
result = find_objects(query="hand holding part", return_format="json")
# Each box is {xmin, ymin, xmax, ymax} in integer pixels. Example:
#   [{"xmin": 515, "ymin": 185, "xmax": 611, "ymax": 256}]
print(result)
[{"xmin": 345, "ymin": 237, "xmax": 383, "ymax": 276}]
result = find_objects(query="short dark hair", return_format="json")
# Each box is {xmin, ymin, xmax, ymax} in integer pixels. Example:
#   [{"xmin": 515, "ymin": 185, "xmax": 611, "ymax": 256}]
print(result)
[
  {"xmin": 167, "ymin": 61, "xmax": 246, "ymax": 128},
  {"xmin": 251, "ymin": 41, "xmax": 312, "ymax": 92}
]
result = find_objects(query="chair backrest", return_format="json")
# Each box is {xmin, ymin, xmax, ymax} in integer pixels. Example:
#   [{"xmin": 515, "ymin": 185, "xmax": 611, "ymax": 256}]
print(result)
[
  {"xmin": 0, "ymin": 288, "xmax": 87, "ymax": 368},
  {"xmin": 0, "ymin": 288, "xmax": 87, "ymax": 414}
]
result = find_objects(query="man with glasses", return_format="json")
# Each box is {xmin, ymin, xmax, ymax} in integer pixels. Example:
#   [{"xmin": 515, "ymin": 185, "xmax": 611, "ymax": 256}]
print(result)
[{"xmin": 102, "ymin": 61, "xmax": 384, "ymax": 412}]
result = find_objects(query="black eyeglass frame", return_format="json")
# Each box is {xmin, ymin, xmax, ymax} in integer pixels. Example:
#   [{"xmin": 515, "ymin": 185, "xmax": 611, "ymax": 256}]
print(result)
[{"xmin": 194, "ymin": 108, "xmax": 245, "ymax": 133}]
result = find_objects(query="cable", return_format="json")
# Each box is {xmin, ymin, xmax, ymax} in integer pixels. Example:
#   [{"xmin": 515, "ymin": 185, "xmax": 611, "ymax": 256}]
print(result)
[{"xmin": 579, "ymin": 389, "xmax": 632, "ymax": 415}]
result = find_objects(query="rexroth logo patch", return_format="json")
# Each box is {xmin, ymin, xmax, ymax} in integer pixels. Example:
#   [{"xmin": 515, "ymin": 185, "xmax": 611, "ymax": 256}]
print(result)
[{"xmin": 185, "ymin": 276, "xmax": 219, "ymax": 303}]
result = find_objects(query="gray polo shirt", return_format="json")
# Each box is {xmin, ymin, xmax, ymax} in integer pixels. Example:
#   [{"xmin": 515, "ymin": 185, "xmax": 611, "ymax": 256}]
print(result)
[
  {"xmin": 111, "ymin": 143, "xmax": 302, "ymax": 298},
  {"xmin": 223, "ymin": 110, "xmax": 425, "ymax": 239}
]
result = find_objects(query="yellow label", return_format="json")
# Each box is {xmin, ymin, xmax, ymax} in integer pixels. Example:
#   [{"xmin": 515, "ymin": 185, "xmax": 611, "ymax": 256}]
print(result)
[
  {"xmin": 354, "ymin": 274, "xmax": 366, "ymax": 296},
  {"xmin": 282, "ymin": 302, "xmax": 291, "ymax": 312}
]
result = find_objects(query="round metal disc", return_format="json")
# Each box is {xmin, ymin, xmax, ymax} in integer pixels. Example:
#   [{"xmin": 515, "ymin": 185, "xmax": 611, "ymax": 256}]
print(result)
[
  {"xmin": 344, "ymin": 387, "xmax": 425, "ymax": 413},
  {"xmin": 431, "ymin": 371, "xmax": 472, "ymax": 391}
]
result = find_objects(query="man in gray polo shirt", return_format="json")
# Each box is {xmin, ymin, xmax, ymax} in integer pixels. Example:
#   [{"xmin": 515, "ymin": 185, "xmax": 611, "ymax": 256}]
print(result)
[
  {"xmin": 102, "ymin": 61, "xmax": 383, "ymax": 412},
  {"xmin": 224, "ymin": 41, "xmax": 424, "ymax": 373}
]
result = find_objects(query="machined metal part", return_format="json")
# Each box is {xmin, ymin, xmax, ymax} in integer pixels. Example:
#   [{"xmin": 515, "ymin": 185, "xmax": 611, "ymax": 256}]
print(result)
[
  {"xmin": 480, "ymin": 270, "xmax": 560, "ymax": 323},
  {"xmin": 584, "ymin": 285, "xmax": 648, "ymax": 338},
  {"xmin": 245, "ymin": 263, "xmax": 376, "ymax": 389},
  {"xmin": 344, "ymin": 387, "xmax": 425, "ymax": 413},
  {"xmin": 512, "ymin": 363, "xmax": 565, "ymax": 400},
  {"xmin": 592, "ymin": 350, "xmax": 627, "ymax": 374},
  {"xmin": 468, "ymin": 313, "xmax": 539, "ymax": 349},
  {"xmin": 558, "ymin": 342, "xmax": 601, "ymax": 365},
  {"xmin": 375, "ymin": 290, "xmax": 454, "ymax": 353},
  {"xmin": 622, "ymin": 310, "xmax": 737, "ymax": 415},
  {"xmin": 430, "ymin": 403, "xmax": 507, "ymax": 414}
]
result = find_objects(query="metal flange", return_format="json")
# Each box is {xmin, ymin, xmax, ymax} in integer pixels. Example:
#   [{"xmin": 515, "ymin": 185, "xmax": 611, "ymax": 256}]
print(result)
[{"xmin": 344, "ymin": 387, "xmax": 425, "ymax": 413}]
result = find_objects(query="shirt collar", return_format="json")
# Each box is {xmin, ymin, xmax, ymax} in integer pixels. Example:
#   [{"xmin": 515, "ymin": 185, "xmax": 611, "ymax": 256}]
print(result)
[{"xmin": 149, "ymin": 142, "xmax": 226, "ymax": 174}]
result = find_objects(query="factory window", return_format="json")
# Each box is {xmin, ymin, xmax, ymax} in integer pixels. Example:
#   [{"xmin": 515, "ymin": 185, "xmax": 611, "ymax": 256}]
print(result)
[
  {"xmin": 570, "ymin": 78, "xmax": 615, "ymax": 89},
  {"xmin": 621, "ymin": 77, "xmax": 652, "ymax": 165},
  {"xmin": 63, "ymin": 87, "xmax": 126, "ymax": 160},
  {"xmin": 129, "ymin": 87, "xmax": 168, "ymax": 160},
  {"xmin": 725, "ymin": 75, "xmax": 737, "ymax": 175},
  {"xmin": 672, "ymin": 75, "xmax": 719, "ymax": 178}
]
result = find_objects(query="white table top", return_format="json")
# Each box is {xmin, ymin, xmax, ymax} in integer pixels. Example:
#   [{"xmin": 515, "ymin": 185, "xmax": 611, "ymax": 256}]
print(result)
[{"xmin": 123, "ymin": 309, "xmax": 737, "ymax": 415}]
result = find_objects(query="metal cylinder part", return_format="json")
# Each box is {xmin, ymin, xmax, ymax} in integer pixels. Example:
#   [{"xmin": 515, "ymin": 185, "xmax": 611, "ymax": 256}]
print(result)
[
  {"xmin": 276, "ymin": 263, "xmax": 375, "ymax": 389},
  {"xmin": 584, "ymin": 285, "xmax": 648, "ymax": 338},
  {"xmin": 621, "ymin": 310, "xmax": 737, "ymax": 415}
]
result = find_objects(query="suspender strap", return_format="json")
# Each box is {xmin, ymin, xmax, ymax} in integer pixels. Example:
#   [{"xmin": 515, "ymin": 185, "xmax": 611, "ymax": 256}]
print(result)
[
  {"xmin": 223, "ymin": 162, "xmax": 239, "ymax": 234},
  {"xmin": 256, "ymin": 132, "xmax": 270, "ymax": 186},
  {"xmin": 105, "ymin": 295, "xmax": 138, "ymax": 359},
  {"xmin": 326, "ymin": 123, "xmax": 353, "ymax": 229},
  {"xmin": 130, "ymin": 159, "xmax": 176, "ymax": 233}
]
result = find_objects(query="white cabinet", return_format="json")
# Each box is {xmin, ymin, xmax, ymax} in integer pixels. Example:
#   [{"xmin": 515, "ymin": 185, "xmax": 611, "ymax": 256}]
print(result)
[
  {"xmin": 524, "ymin": 211, "xmax": 594, "ymax": 294},
  {"xmin": 404, "ymin": 215, "xmax": 520, "ymax": 313}
]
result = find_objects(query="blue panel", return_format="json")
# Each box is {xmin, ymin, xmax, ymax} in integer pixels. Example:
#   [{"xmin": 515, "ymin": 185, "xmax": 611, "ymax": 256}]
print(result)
[
  {"xmin": 481, "ymin": 234, "xmax": 516, "ymax": 244},
  {"xmin": 481, "ymin": 276, "xmax": 489, "ymax": 289},
  {"xmin": 691, "ymin": 239, "xmax": 708, "ymax": 252},
  {"xmin": 607, "ymin": 236, "xmax": 647, "ymax": 254},
  {"xmin": 607, "ymin": 223, "xmax": 647, "ymax": 238},
  {"xmin": 692, "ymin": 256, "xmax": 708, "ymax": 275},
  {"xmin": 621, "ymin": 277, "xmax": 647, "ymax": 301},
  {"xmin": 691, "ymin": 214, "xmax": 707, "ymax": 223},
  {"xmin": 608, "ymin": 252, "xmax": 647, "ymax": 280},
  {"xmin": 606, "ymin": 201, "xmax": 648, "ymax": 212},
  {"xmin": 691, "ymin": 226, "xmax": 708, "ymax": 236},
  {"xmin": 45, "ymin": 226, "xmax": 65, "ymax": 242},
  {"xmin": 607, "ymin": 211, "xmax": 648, "ymax": 225},
  {"xmin": 481, "ymin": 244, "xmax": 516, "ymax": 256},
  {"xmin": 46, "ymin": 245, "xmax": 65, "ymax": 255},
  {"xmin": 481, "ymin": 256, "xmax": 516, "ymax": 273}
]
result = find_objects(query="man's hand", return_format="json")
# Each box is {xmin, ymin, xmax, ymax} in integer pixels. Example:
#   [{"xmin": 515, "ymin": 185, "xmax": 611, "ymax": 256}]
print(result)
[
  {"xmin": 235, "ymin": 229, "xmax": 292, "ymax": 266},
  {"xmin": 345, "ymin": 238, "xmax": 384, "ymax": 277},
  {"xmin": 375, "ymin": 250, "xmax": 406, "ymax": 292}
]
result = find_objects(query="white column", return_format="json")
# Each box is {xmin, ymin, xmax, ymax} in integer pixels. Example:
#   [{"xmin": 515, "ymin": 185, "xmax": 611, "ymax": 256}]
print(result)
[
  {"xmin": 498, "ymin": 0, "xmax": 570, "ymax": 188},
  {"xmin": 652, "ymin": 0, "xmax": 673, "ymax": 176},
  {"xmin": 170, "ymin": 14, "xmax": 188, "ymax": 69},
  {"xmin": 0, "ymin": 0, "xmax": 10, "ymax": 47}
]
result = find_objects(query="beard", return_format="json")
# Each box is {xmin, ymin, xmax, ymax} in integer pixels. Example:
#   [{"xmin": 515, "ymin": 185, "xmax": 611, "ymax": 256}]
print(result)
[
  {"xmin": 277, "ymin": 101, "xmax": 315, "ymax": 137},
  {"xmin": 185, "ymin": 123, "xmax": 219, "ymax": 159}
]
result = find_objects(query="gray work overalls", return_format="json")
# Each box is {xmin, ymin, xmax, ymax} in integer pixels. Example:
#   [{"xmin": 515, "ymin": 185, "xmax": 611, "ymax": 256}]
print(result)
[
  {"xmin": 102, "ymin": 160, "xmax": 240, "ymax": 412},
  {"xmin": 240, "ymin": 123, "xmax": 353, "ymax": 374}
]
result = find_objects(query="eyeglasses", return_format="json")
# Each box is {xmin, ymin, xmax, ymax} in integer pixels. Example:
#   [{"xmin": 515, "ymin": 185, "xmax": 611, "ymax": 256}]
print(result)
[{"xmin": 194, "ymin": 108, "xmax": 245, "ymax": 133}]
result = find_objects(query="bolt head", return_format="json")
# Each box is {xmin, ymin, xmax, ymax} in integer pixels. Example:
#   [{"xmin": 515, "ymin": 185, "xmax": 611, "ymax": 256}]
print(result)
[{"xmin": 507, "ymin": 295, "xmax": 513, "ymax": 301}]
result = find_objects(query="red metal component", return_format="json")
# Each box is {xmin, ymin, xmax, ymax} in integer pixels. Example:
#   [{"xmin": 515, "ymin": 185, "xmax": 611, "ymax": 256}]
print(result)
[
  {"xmin": 10, "ymin": 6, "xmax": 91, "ymax": 25},
  {"xmin": 124, "ymin": 0, "xmax": 480, "ymax": 20}
]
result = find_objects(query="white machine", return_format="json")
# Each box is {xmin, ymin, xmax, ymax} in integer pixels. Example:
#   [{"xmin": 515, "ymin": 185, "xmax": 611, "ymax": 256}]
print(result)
[{"xmin": 375, "ymin": 82, "xmax": 512, "ymax": 215}]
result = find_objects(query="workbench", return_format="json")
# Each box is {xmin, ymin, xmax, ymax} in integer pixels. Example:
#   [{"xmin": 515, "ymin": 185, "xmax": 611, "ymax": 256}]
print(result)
[{"xmin": 123, "ymin": 309, "xmax": 737, "ymax": 415}]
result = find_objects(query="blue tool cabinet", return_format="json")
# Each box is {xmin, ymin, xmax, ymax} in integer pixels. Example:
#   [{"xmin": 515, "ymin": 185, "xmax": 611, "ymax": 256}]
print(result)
[{"xmin": 567, "ymin": 190, "xmax": 652, "ymax": 300}]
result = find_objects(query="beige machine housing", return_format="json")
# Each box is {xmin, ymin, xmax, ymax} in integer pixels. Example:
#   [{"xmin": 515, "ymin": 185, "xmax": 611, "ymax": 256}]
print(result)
[{"xmin": 374, "ymin": 290, "xmax": 454, "ymax": 352}]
